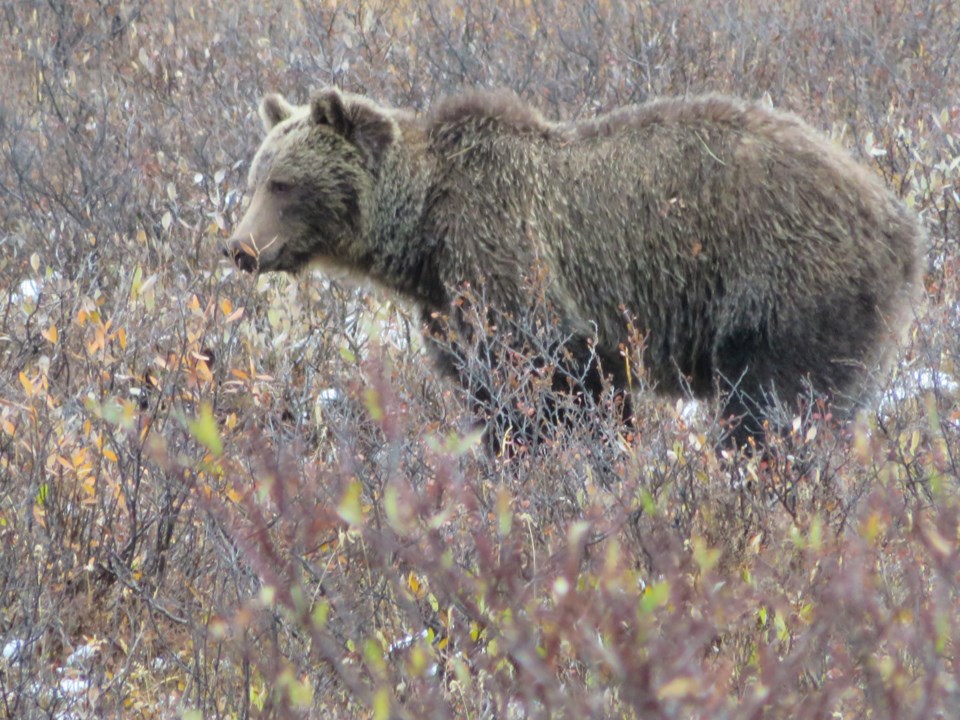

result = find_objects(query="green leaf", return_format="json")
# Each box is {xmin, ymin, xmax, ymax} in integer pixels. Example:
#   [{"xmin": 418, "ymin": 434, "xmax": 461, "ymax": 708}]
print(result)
[
  {"xmin": 430, "ymin": 427, "xmax": 484, "ymax": 456},
  {"xmin": 372, "ymin": 688, "xmax": 391, "ymax": 720},
  {"xmin": 639, "ymin": 488, "xmax": 657, "ymax": 516},
  {"xmin": 259, "ymin": 585, "xmax": 276, "ymax": 607},
  {"xmin": 187, "ymin": 402, "xmax": 222, "ymax": 457},
  {"xmin": 639, "ymin": 580, "xmax": 670, "ymax": 614},
  {"xmin": 286, "ymin": 673, "xmax": 313, "ymax": 708},
  {"xmin": 808, "ymin": 514, "xmax": 823, "ymax": 551},
  {"xmin": 364, "ymin": 639, "xmax": 386, "ymax": 675},
  {"xmin": 496, "ymin": 488, "xmax": 513, "ymax": 536},
  {"xmin": 266, "ymin": 307, "xmax": 282, "ymax": 328},
  {"xmin": 384, "ymin": 484, "xmax": 403, "ymax": 529},
  {"xmin": 691, "ymin": 536, "xmax": 721, "ymax": 572},
  {"xmin": 312, "ymin": 600, "xmax": 330, "ymax": 629},
  {"xmin": 337, "ymin": 480, "xmax": 363, "ymax": 526},
  {"xmin": 774, "ymin": 611, "xmax": 789, "ymax": 643},
  {"xmin": 364, "ymin": 387, "xmax": 384, "ymax": 421},
  {"xmin": 130, "ymin": 265, "xmax": 143, "ymax": 301}
]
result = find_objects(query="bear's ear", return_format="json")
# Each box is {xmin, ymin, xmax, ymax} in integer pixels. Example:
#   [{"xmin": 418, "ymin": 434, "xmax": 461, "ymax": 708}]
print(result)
[
  {"xmin": 311, "ymin": 89, "xmax": 396, "ymax": 169},
  {"xmin": 310, "ymin": 88, "xmax": 349, "ymax": 135},
  {"xmin": 259, "ymin": 94, "xmax": 295, "ymax": 132}
]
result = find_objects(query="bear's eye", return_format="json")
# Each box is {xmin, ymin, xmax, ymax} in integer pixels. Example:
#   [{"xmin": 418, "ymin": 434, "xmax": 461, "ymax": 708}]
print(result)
[{"xmin": 267, "ymin": 179, "xmax": 293, "ymax": 194}]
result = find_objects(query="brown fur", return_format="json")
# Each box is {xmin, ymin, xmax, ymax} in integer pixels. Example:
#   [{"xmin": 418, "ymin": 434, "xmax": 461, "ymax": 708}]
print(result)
[{"xmin": 227, "ymin": 88, "xmax": 924, "ymax": 446}]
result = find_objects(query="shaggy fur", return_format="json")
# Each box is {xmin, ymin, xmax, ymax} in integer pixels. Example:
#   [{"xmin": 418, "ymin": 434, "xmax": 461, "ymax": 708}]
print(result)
[{"xmin": 227, "ymin": 87, "xmax": 924, "ymax": 446}]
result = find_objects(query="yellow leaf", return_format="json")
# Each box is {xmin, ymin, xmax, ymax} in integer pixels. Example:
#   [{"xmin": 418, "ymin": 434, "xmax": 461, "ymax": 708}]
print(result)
[
  {"xmin": 86, "ymin": 327, "xmax": 105, "ymax": 356},
  {"xmin": 19, "ymin": 372, "xmax": 33, "ymax": 395},
  {"xmin": 32, "ymin": 503, "xmax": 46, "ymax": 527},
  {"xmin": 195, "ymin": 359, "xmax": 213, "ymax": 382},
  {"xmin": 42, "ymin": 323, "xmax": 58, "ymax": 344},
  {"xmin": 861, "ymin": 513, "xmax": 883, "ymax": 544},
  {"xmin": 103, "ymin": 448, "xmax": 118, "ymax": 463},
  {"xmin": 72, "ymin": 448, "xmax": 87, "ymax": 468},
  {"xmin": 658, "ymin": 676, "xmax": 699, "ymax": 700}
]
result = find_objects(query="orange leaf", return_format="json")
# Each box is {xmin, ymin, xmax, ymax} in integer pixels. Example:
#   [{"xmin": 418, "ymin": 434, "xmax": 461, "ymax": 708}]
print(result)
[{"xmin": 225, "ymin": 306, "xmax": 245, "ymax": 323}]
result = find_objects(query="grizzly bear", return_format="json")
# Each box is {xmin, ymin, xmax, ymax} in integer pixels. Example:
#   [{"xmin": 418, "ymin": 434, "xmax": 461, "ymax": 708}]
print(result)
[{"xmin": 226, "ymin": 87, "xmax": 923, "ymax": 449}]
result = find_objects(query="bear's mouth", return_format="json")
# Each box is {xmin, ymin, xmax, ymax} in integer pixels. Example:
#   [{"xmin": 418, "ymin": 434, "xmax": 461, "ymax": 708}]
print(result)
[
  {"xmin": 223, "ymin": 239, "xmax": 317, "ymax": 275},
  {"xmin": 224, "ymin": 243, "xmax": 260, "ymax": 273}
]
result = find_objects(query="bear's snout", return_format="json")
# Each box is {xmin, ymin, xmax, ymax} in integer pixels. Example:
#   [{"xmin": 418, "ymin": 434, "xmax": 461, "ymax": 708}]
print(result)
[{"xmin": 224, "ymin": 241, "xmax": 259, "ymax": 274}]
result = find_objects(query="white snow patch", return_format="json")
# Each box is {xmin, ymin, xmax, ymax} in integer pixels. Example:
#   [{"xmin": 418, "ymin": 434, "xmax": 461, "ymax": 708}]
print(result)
[
  {"xmin": 317, "ymin": 388, "xmax": 340, "ymax": 405},
  {"xmin": 882, "ymin": 368, "xmax": 960, "ymax": 411},
  {"xmin": 12, "ymin": 278, "xmax": 42, "ymax": 303},
  {"xmin": 66, "ymin": 643, "xmax": 98, "ymax": 667},
  {"xmin": 677, "ymin": 398, "xmax": 703, "ymax": 424},
  {"xmin": 388, "ymin": 629, "xmax": 428, "ymax": 654},
  {"xmin": 2, "ymin": 639, "xmax": 25, "ymax": 663},
  {"xmin": 57, "ymin": 676, "xmax": 90, "ymax": 696}
]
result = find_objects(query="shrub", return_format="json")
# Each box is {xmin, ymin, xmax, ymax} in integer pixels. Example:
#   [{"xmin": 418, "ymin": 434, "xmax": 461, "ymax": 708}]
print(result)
[{"xmin": 1, "ymin": 1, "xmax": 958, "ymax": 717}]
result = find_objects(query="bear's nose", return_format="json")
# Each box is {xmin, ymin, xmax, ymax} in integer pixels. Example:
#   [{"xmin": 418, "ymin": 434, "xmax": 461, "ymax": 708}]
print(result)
[{"xmin": 224, "ymin": 240, "xmax": 259, "ymax": 274}]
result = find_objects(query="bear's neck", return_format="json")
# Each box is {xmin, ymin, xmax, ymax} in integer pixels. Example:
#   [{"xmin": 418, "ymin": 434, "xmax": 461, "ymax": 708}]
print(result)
[{"xmin": 362, "ymin": 123, "xmax": 446, "ymax": 310}]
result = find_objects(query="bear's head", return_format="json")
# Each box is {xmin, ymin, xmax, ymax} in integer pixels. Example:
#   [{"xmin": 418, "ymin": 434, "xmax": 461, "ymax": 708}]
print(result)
[{"xmin": 226, "ymin": 88, "xmax": 397, "ymax": 274}]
